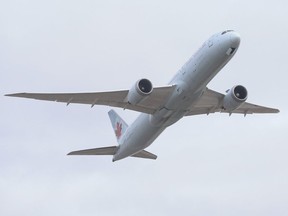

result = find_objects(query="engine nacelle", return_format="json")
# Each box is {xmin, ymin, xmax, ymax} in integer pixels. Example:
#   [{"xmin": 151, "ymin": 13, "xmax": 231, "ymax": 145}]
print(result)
[
  {"xmin": 127, "ymin": 78, "xmax": 153, "ymax": 105},
  {"xmin": 223, "ymin": 85, "xmax": 248, "ymax": 111}
]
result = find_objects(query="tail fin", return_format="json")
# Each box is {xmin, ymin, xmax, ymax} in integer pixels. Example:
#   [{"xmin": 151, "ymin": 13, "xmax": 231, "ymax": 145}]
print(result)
[{"xmin": 108, "ymin": 109, "xmax": 128, "ymax": 143}]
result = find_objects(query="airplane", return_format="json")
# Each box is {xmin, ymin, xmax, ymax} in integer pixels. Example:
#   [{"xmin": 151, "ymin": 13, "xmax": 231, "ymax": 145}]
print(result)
[{"xmin": 5, "ymin": 30, "xmax": 279, "ymax": 162}]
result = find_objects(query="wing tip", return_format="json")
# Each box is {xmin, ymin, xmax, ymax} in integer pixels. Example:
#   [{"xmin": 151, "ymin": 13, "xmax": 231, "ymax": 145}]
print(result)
[
  {"xmin": 5, "ymin": 93, "xmax": 26, "ymax": 97},
  {"xmin": 263, "ymin": 108, "xmax": 280, "ymax": 114}
]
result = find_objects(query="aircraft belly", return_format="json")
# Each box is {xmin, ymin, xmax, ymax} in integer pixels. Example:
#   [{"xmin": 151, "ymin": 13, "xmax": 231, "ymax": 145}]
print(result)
[{"xmin": 165, "ymin": 43, "xmax": 232, "ymax": 113}]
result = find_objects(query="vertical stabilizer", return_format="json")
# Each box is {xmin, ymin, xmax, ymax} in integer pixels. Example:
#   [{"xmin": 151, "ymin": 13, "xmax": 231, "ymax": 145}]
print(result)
[{"xmin": 108, "ymin": 109, "xmax": 128, "ymax": 144}]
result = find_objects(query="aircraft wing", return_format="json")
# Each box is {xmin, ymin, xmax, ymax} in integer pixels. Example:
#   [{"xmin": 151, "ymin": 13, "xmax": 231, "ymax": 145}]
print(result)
[
  {"xmin": 5, "ymin": 85, "xmax": 176, "ymax": 114},
  {"xmin": 185, "ymin": 88, "xmax": 279, "ymax": 116}
]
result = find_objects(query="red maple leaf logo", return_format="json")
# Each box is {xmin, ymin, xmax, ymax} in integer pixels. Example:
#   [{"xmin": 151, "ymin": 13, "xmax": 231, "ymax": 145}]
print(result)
[{"xmin": 115, "ymin": 122, "xmax": 122, "ymax": 139}]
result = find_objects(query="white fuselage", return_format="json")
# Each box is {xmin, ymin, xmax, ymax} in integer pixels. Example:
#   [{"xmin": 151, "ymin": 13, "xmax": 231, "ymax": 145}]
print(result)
[{"xmin": 113, "ymin": 31, "xmax": 241, "ymax": 161}]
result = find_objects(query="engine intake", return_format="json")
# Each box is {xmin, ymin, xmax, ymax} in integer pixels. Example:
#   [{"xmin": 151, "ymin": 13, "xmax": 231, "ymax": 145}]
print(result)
[
  {"xmin": 127, "ymin": 78, "xmax": 153, "ymax": 105},
  {"xmin": 223, "ymin": 85, "xmax": 248, "ymax": 111}
]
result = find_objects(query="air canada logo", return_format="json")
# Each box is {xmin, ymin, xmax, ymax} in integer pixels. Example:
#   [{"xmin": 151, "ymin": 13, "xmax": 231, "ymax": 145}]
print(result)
[{"xmin": 115, "ymin": 122, "xmax": 122, "ymax": 139}]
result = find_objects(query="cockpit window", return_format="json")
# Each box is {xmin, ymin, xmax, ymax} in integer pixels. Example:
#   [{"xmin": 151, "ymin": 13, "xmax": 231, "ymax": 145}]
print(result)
[
  {"xmin": 226, "ymin": 47, "xmax": 236, "ymax": 55},
  {"xmin": 221, "ymin": 30, "xmax": 234, "ymax": 35}
]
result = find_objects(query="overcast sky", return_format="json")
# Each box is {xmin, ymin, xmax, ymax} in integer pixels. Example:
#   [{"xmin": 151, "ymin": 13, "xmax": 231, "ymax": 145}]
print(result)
[{"xmin": 1, "ymin": 0, "xmax": 287, "ymax": 215}]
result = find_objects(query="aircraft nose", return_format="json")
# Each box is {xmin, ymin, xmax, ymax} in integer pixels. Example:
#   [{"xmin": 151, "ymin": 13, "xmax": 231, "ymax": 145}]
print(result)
[{"xmin": 230, "ymin": 32, "xmax": 241, "ymax": 47}]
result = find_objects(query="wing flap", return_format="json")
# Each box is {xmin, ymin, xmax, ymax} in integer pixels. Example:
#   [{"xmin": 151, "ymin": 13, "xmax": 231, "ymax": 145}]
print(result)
[
  {"xmin": 131, "ymin": 150, "xmax": 157, "ymax": 160},
  {"xmin": 67, "ymin": 146, "xmax": 117, "ymax": 155}
]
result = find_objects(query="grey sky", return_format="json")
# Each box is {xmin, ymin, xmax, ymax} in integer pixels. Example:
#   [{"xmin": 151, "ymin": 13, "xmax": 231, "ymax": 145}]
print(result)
[{"xmin": 1, "ymin": 0, "xmax": 287, "ymax": 215}]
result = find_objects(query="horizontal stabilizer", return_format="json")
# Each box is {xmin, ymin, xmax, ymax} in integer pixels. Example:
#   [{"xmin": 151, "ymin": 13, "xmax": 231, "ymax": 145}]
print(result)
[
  {"xmin": 68, "ymin": 146, "xmax": 117, "ymax": 155},
  {"xmin": 131, "ymin": 150, "xmax": 157, "ymax": 160}
]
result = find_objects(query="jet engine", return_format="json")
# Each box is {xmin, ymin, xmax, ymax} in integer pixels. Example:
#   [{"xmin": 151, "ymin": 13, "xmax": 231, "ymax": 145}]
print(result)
[
  {"xmin": 222, "ymin": 85, "xmax": 248, "ymax": 111},
  {"xmin": 127, "ymin": 78, "xmax": 153, "ymax": 105}
]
